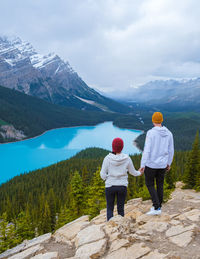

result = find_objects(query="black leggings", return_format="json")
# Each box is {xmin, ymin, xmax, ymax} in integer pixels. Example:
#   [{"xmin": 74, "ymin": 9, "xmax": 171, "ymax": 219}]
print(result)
[
  {"xmin": 105, "ymin": 185, "xmax": 127, "ymax": 221},
  {"xmin": 144, "ymin": 166, "xmax": 166, "ymax": 209}
]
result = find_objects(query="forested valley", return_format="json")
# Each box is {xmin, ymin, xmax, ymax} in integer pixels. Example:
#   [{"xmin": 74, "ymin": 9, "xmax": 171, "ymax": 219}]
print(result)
[
  {"xmin": 0, "ymin": 132, "xmax": 200, "ymax": 253},
  {"xmin": 1, "ymin": 85, "xmax": 200, "ymax": 151}
]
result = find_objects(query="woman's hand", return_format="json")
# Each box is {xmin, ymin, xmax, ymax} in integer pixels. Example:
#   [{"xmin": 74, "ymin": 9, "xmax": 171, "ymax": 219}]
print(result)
[{"xmin": 139, "ymin": 167, "xmax": 144, "ymax": 175}]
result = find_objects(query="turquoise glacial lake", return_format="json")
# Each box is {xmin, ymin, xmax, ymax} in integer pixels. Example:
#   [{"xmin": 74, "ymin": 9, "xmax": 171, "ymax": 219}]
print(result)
[{"xmin": 0, "ymin": 122, "xmax": 142, "ymax": 185}]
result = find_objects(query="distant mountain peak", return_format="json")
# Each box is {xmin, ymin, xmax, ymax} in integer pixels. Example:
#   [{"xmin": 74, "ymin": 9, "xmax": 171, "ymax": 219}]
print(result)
[{"xmin": 0, "ymin": 35, "xmax": 130, "ymax": 113}]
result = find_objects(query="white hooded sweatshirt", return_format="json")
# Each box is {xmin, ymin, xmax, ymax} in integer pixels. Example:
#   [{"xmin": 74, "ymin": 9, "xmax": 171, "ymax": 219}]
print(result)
[
  {"xmin": 100, "ymin": 153, "xmax": 141, "ymax": 187},
  {"xmin": 141, "ymin": 126, "xmax": 174, "ymax": 169}
]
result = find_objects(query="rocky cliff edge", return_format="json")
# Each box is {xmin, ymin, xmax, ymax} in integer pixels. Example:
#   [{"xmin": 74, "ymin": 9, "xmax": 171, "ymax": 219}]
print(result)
[{"xmin": 0, "ymin": 182, "xmax": 200, "ymax": 259}]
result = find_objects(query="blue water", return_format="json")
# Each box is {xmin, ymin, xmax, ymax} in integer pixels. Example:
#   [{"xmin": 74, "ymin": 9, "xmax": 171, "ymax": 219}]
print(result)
[{"xmin": 0, "ymin": 122, "xmax": 142, "ymax": 184}]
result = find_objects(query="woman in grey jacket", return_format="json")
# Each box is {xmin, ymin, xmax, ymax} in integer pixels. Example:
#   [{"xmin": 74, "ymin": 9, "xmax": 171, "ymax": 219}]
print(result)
[{"xmin": 100, "ymin": 138, "xmax": 142, "ymax": 221}]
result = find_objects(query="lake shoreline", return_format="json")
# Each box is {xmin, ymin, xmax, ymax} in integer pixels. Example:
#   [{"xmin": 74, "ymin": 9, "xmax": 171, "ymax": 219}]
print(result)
[
  {"xmin": 0, "ymin": 122, "xmax": 143, "ymax": 185},
  {"xmin": 0, "ymin": 121, "xmax": 143, "ymax": 146}
]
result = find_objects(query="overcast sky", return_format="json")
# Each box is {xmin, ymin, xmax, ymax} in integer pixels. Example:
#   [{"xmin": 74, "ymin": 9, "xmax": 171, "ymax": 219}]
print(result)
[{"xmin": 1, "ymin": 0, "xmax": 200, "ymax": 92}]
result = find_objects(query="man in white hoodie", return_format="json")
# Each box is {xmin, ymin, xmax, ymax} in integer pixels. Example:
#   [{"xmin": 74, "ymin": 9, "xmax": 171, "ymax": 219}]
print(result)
[
  {"xmin": 100, "ymin": 138, "xmax": 142, "ymax": 221},
  {"xmin": 140, "ymin": 112, "xmax": 174, "ymax": 215}
]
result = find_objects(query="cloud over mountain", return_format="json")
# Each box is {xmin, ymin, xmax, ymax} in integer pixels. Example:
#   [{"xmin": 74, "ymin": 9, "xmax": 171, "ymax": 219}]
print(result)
[{"xmin": 1, "ymin": 0, "xmax": 200, "ymax": 91}]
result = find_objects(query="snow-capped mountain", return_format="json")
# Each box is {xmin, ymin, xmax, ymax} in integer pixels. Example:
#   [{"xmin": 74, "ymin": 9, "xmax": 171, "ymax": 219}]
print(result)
[
  {"xmin": 108, "ymin": 78, "xmax": 200, "ymax": 109},
  {"xmin": 0, "ymin": 36, "xmax": 129, "ymax": 113}
]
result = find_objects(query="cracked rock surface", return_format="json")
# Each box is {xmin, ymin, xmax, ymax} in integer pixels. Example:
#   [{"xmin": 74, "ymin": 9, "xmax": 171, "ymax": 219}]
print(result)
[{"xmin": 0, "ymin": 182, "xmax": 200, "ymax": 259}]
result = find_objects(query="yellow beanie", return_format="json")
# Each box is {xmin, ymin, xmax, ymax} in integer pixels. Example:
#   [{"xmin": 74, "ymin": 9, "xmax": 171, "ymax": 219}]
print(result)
[{"xmin": 152, "ymin": 112, "xmax": 163, "ymax": 124}]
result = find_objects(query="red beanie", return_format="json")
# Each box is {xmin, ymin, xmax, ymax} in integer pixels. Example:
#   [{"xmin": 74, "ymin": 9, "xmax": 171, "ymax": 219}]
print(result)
[{"xmin": 112, "ymin": 138, "xmax": 124, "ymax": 153}]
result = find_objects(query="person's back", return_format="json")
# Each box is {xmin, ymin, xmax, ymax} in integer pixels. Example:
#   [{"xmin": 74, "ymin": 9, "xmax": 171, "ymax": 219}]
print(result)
[
  {"xmin": 101, "ymin": 152, "xmax": 138, "ymax": 187},
  {"xmin": 140, "ymin": 112, "xmax": 174, "ymax": 215},
  {"xmin": 100, "ymin": 138, "xmax": 142, "ymax": 221},
  {"xmin": 141, "ymin": 126, "xmax": 174, "ymax": 169}
]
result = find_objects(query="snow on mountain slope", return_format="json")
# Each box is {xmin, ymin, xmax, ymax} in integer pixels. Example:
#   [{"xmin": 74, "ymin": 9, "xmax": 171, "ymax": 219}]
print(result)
[{"xmin": 0, "ymin": 35, "xmax": 130, "ymax": 113}]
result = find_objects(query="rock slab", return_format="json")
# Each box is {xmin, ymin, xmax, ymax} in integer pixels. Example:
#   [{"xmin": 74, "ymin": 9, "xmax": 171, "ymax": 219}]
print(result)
[
  {"xmin": 53, "ymin": 215, "xmax": 89, "ymax": 243},
  {"xmin": 75, "ymin": 239, "xmax": 107, "ymax": 259}
]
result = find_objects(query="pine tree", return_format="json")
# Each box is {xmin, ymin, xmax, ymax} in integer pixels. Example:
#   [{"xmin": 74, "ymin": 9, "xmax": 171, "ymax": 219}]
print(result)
[
  {"xmin": 47, "ymin": 188, "xmax": 56, "ymax": 231},
  {"xmin": 165, "ymin": 158, "xmax": 177, "ymax": 189},
  {"xmin": 183, "ymin": 131, "xmax": 200, "ymax": 188},
  {"xmin": 55, "ymin": 205, "xmax": 71, "ymax": 229},
  {"xmin": 70, "ymin": 171, "xmax": 84, "ymax": 218},
  {"xmin": 0, "ymin": 213, "xmax": 9, "ymax": 253},
  {"xmin": 0, "ymin": 213, "xmax": 19, "ymax": 253},
  {"xmin": 127, "ymin": 176, "xmax": 137, "ymax": 200},
  {"xmin": 87, "ymin": 168, "xmax": 106, "ymax": 219},
  {"xmin": 5, "ymin": 197, "xmax": 14, "ymax": 221},
  {"xmin": 38, "ymin": 193, "xmax": 51, "ymax": 235},
  {"xmin": 38, "ymin": 193, "xmax": 45, "ymax": 225},
  {"xmin": 15, "ymin": 210, "xmax": 35, "ymax": 242},
  {"xmin": 195, "ymin": 173, "xmax": 200, "ymax": 191},
  {"xmin": 40, "ymin": 201, "xmax": 51, "ymax": 234},
  {"xmin": 82, "ymin": 165, "xmax": 90, "ymax": 186}
]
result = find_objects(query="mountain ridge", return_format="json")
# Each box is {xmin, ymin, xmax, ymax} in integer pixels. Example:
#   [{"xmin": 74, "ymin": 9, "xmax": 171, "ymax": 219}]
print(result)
[
  {"xmin": 0, "ymin": 36, "xmax": 130, "ymax": 113},
  {"xmin": 0, "ymin": 85, "xmax": 120, "ymax": 143},
  {"xmin": 106, "ymin": 78, "xmax": 200, "ymax": 111}
]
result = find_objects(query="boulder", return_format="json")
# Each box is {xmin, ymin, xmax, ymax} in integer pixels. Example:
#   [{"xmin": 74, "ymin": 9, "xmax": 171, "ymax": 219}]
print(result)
[
  {"xmin": 166, "ymin": 224, "xmax": 196, "ymax": 247},
  {"xmin": 107, "ymin": 215, "xmax": 133, "ymax": 235},
  {"xmin": 103, "ymin": 215, "xmax": 134, "ymax": 243},
  {"xmin": 31, "ymin": 252, "xmax": 59, "ymax": 259},
  {"xmin": 100, "ymin": 209, "xmax": 107, "ymax": 214},
  {"xmin": 53, "ymin": 215, "xmax": 89, "ymax": 242},
  {"xmin": 75, "ymin": 224, "xmax": 105, "ymax": 248},
  {"xmin": 166, "ymin": 224, "xmax": 196, "ymax": 237},
  {"xmin": 0, "ymin": 233, "xmax": 51, "ymax": 259},
  {"xmin": 103, "ymin": 227, "xmax": 121, "ymax": 242},
  {"xmin": 0, "ymin": 243, "xmax": 26, "ymax": 259},
  {"xmin": 177, "ymin": 209, "xmax": 200, "ymax": 222},
  {"xmin": 137, "ymin": 221, "xmax": 168, "ymax": 234},
  {"xmin": 91, "ymin": 214, "xmax": 106, "ymax": 225},
  {"xmin": 136, "ymin": 213, "xmax": 170, "ymax": 225},
  {"xmin": 126, "ymin": 198, "xmax": 143, "ymax": 205},
  {"xmin": 103, "ymin": 243, "xmax": 151, "ymax": 259},
  {"xmin": 129, "ymin": 233, "xmax": 152, "ymax": 242},
  {"xmin": 125, "ymin": 209, "xmax": 142, "ymax": 220},
  {"xmin": 142, "ymin": 249, "xmax": 167, "ymax": 259},
  {"xmin": 8, "ymin": 244, "xmax": 44, "ymax": 259},
  {"xmin": 109, "ymin": 238, "xmax": 129, "ymax": 253},
  {"xmin": 25, "ymin": 233, "xmax": 52, "ymax": 249},
  {"xmin": 75, "ymin": 239, "xmax": 107, "ymax": 259},
  {"xmin": 169, "ymin": 230, "xmax": 194, "ymax": 247}
]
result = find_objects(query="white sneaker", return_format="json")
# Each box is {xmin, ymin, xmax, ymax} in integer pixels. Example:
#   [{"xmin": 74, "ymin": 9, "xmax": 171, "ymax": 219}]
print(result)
[{"xmin": 146, "ymin": 208, "xmax": 161, "ymax": 215}]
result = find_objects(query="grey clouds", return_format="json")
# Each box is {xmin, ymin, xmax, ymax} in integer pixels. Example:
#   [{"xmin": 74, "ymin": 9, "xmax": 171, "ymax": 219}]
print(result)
[{"xmin": 1, "ymin": 0, "xmax": 200, "ymax": 92}]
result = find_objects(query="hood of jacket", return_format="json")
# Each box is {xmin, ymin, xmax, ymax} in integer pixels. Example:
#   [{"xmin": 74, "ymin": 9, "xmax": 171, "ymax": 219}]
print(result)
[
  {"xmin": 107, "ymin": 153, "xmax": 129, "ymax": 166},
  {"xmin": 152, "ymin": 126, "xmax": 170, "ymax": 137}
]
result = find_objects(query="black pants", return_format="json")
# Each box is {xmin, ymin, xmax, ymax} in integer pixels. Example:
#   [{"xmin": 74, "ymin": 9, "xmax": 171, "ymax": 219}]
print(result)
[
  {"xmin": 144, "ymin": 166, "xmax": 166, "ymax": 210},
  {"xmin": 105, "ymin": 185, "xmax": 127, "ymax": 221}
]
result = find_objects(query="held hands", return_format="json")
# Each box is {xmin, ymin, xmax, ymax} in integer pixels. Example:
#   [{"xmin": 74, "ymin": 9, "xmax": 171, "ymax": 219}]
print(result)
[{"xmin": 139, "ymin": 167, "xmax": 145, "ymax": 176}]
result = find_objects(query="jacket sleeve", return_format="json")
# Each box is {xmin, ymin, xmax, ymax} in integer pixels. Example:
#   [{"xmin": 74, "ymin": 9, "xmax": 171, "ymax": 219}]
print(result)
[
  {"xmin": 128, "ymin": 157, "xmax": 141, "ymax": 176},
  {"xmin": 140, "ymin": 131, "xmax": 152, "ymax": 168},
  {"xmin": 100, "ymin": 157, "xmax": 108, "ymax": 180},
  {"xmin": 167, "ymin": 133, "xmax": 174, "ymax": 166}
]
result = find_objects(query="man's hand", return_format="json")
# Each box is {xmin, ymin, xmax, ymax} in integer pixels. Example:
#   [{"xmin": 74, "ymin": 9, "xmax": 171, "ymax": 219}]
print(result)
[
  {"xmin": 166, "ymin": 165, "xmax": 171, "ymax": 171},
  {"xmin": 139, "ymin": 167, "xmax": 145, "ymax": 175}
]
